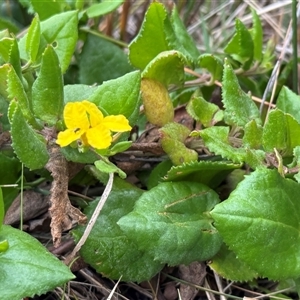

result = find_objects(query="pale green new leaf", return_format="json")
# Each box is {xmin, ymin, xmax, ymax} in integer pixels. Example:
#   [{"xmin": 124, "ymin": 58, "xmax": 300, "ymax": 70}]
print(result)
[
  {"xmin": 86, "ymin": 0, "xmax": 124, "ymax": 18},
  {"xmin": 277, "ymin": 86, "xmax": 300, "ymax": 124},
  {"xmin": 129, "ymin": 2, "xmax": 169, "ymax": 70},
  {"xmin": 187, "ymin": 96, "xmax": 223, "ymax": 127},
  {"xmin": 32, "ymin": 45, "xmax": 63, "ymax": 125},
  {"xmin": 11, "ymin": 105, "xmax": 49, "ymax": 170},
  {"xmin": 262, "ymin": 109, "xmax": 300, "ymax": 156},
  {"xmin": 118, "ymin": 182, "xmax": 222, "ymax": 266},
  {"xmin": 222, "ymin": 60, "xmax": 261, "ymax": 127},
  {"xmin": 0, "ymin": 225, "xmax": 74, "ymax": 299},
  {"xmin": 211, "ymin": 168, "xmax": 300, "ymax": 280},
  {"xmin": 243, "ymin": 119, "xmax": 263, "ymax": 149},
  {"xmin": 0, "ymin": 38, "xmax": 22, "ymax": 79},
  {"xmin": 249, "ymin": 9, "xmax": 263, "ymax": 62},
  {"xmin": 160, "ymin": 122, "xmax": 197, "ymax": 165},
  {"xmin": 198, "ymin": 53, "xmax": 223, "ymax": 82},
  {"xmin": 72, "ymin": 180, "xmax": 164, "ymax": 282},
  {"xmin": 199, "ymin": 126, "xmax": 245, "ymax": 163},
  {"xmin": 164, "ymin": 6, "xmax": 199, "ymax": 65},
  {"xmin": 224, "ymin": 19, "xmax": 254, "ymax": 69},
  {"xmin": 6, "ymin": 64, "xmax": 39, "ymax": 128},
  {"xmin": 0, "ymin": 64, "xmax": 9, "ymax": 99},
  {"xmin": 94, "ymin": 160, "xmax": 126, "ymax": 179},
  {"xmin": 25, "ymin": 14, "xmax": 40, "ymax": 62}
]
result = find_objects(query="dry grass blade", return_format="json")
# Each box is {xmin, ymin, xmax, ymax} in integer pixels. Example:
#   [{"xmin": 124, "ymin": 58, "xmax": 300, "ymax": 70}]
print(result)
[{"xmin": 65, "ymin": 172, "xmax": 114, "ymax": 264}]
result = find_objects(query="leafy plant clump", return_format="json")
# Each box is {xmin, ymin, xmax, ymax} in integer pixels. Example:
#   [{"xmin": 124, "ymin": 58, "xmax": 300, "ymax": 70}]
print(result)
[{"xmin": 0, "ymin": 1, "xmax": 299, "ymax": 299}]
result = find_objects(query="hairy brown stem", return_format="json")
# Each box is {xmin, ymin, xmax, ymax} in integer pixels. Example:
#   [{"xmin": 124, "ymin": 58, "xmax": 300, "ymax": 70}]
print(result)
[{"xmin": 46, "ymin": 145, "xmax": 87, "ymax": 247}]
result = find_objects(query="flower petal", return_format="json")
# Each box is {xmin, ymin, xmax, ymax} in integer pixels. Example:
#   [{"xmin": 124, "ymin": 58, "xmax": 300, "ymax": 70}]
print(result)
[
  {"xmin": 82, "ymin": 100, "xmax": 103, "ymax": 127},
  {"xmin": 86, "ymin": 124, "xmax": 112, "ymax": 149},
  {"xmin": 102, "ymin": 115, "xmax": 132, "ymax": 132},
  {"xmin": 56, "ymin": 128, "xmax": 83, "ymax": 147},
  {"xmin": 64, "ymin": 102, "xmax": 90, "ymax": 130}
]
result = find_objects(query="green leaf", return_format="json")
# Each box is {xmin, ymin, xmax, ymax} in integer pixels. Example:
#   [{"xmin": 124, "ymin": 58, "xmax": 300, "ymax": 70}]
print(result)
[
  {"xmin": 72, "ymin": 181, "xmax": 164, "ymax": 282},
  {"xmin": 86, "ymin": 0, "xmax": 124, "ymax": 18},
  {"xmin": 0, "ymin": 64, "xmax": 9, "ymax": 99},
  {"xmin": 19, "ymin": 11, "xmax": 78, "ymax": 73},
  {"xmin": 198, "ymin": 53, "xmax": 223, "ymax": 82},
  {"xmin": 64, "ymin": 84, "xmax": 98, "ymax": 103},
  {"xmin": 161, "ymin": 136, "xmax": 198, "ymax": 165},
  {"xmin": 31, "ymin": 0, "xmax": 65, "ymax": 20},
  {"xmin": 0, "ymin": 17, "xmax": 19, "ymax": 34},
  {"xmin": 292, "ymin": 146, "xmax": 300, "ymax": 183},
  {"xmin": 186, "ymin": 96, "xmax": 223, "ymax": 127},
  {"xmin": 262, "ymin": 109, "xmax": 300, "ymax": 156},
  {"xmin": 142, "ymin": 50, "xmax": 187, "ymax": 86},
  {"xmin": 209, "ymin": 243, "xmax": 258, "ymax": 281},
  {"xmin": 141, "ymin": 78, "xmax": 174, "ymax": 126},
  {"xmin": 0, "ymin": 239, "xmax": 9, "ymax": 253},
  {"xmin": 199, "ymin": 126, "xmax": 245, "ymax": 163},
  {"xmin": 243, "ymin": 119, "xmax": 263, "ymax": 149},
  {"xmin": 40, "ymin": 10, "xmax": 77, "ymax": 73},
  {"xmin": 32, "ymin": 45, "xmax": 63, "ymax": 125},
  {"xmin": 0, "ymin": 187, "xmax": 3, "ymax": 226},
  {"xmin": 7, "ymin": 99, "xmax": 17, "ymax": 123},
  {"xmin": 129, "ymin": 2, "xmax": 169, "ymax": 70},
  {"xmin": 60, "ymin": 147, "xmax": 99, "ymax": 164},
  {"xmin": 118, "ymin": 182, "xmax": 222, "ymax": 266},
  {"xmin": 79, "ymin": 34, "xmax": 133, "ymax": 85},
  {"xmin": 164, "ymin": 6, "xmax": 199, "ymax": 65},
  {"xmin": 89, "ymin": 71, "xmax": 141, "ymax": 125},
  {"xmin": 0, "ymin": 38, "xmax": 11, "ymax": 62},
  {"xmin": 0, "ymin": 225, "xmax": 74, "ymax": 299},
  {"xmin": 0, "ymin": 152, "xmax": 21, "ymax": 211},
  {"xmin": 109, "ymin": 141, "xmax": 132, "ymax": 156},
  {"xmin": 160, "ymin": 122, "xmax": 197, "ymax": 165},
  {"xmin": 0, "ymin": 38, "xmax": 22, "ymax": 79},
  {"xmin": 224, "ymin": 19, "xmax": 254, "ymax": 69},
  {"xmin": 147, "ymin": 159, "xmax": 173, "ymax": 189},
  {"xmin": 10, "ymin": 105, "xmax": 49, "ymax": 170},
  {"xmin": 249, "ymin": 9, "xmax": 263, "ymax": 62},
  {"xmin": 164, "ymin": 160, "xmax": 242, "ymax": 188},
  {"xmin": 7, "ymin": 64, "xmax": 39, "ymax": 128},
  {"xmin": 277, "ymin": 86, "xmax": 300, "ymax": 124},
  {"xmin": 211, "ymin": 168, "xmax": 300, "ymax": 280},
  {"xmin": 243, "ymin": 148, "xmax": 265, "ymax": 169},
  {"xmin": 222, "ymin": 60, "xmax": 261, "ymax": 127},
  {"xmin": 0, "ymin": 94, "xmax": 10, "ymax": 130},
  {"xmin": 25, "ymin": 14, "xmax": 40, "ymax": 62},
  {"xmin": 94, "ymin": 160, "xmax": 126, "ymax": 179}
]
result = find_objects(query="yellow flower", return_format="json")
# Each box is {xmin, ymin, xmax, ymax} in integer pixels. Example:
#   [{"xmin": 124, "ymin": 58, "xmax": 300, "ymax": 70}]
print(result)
[{"xmin": 56, "ymin": 100, "xmax": 132, "ymax": 149}]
